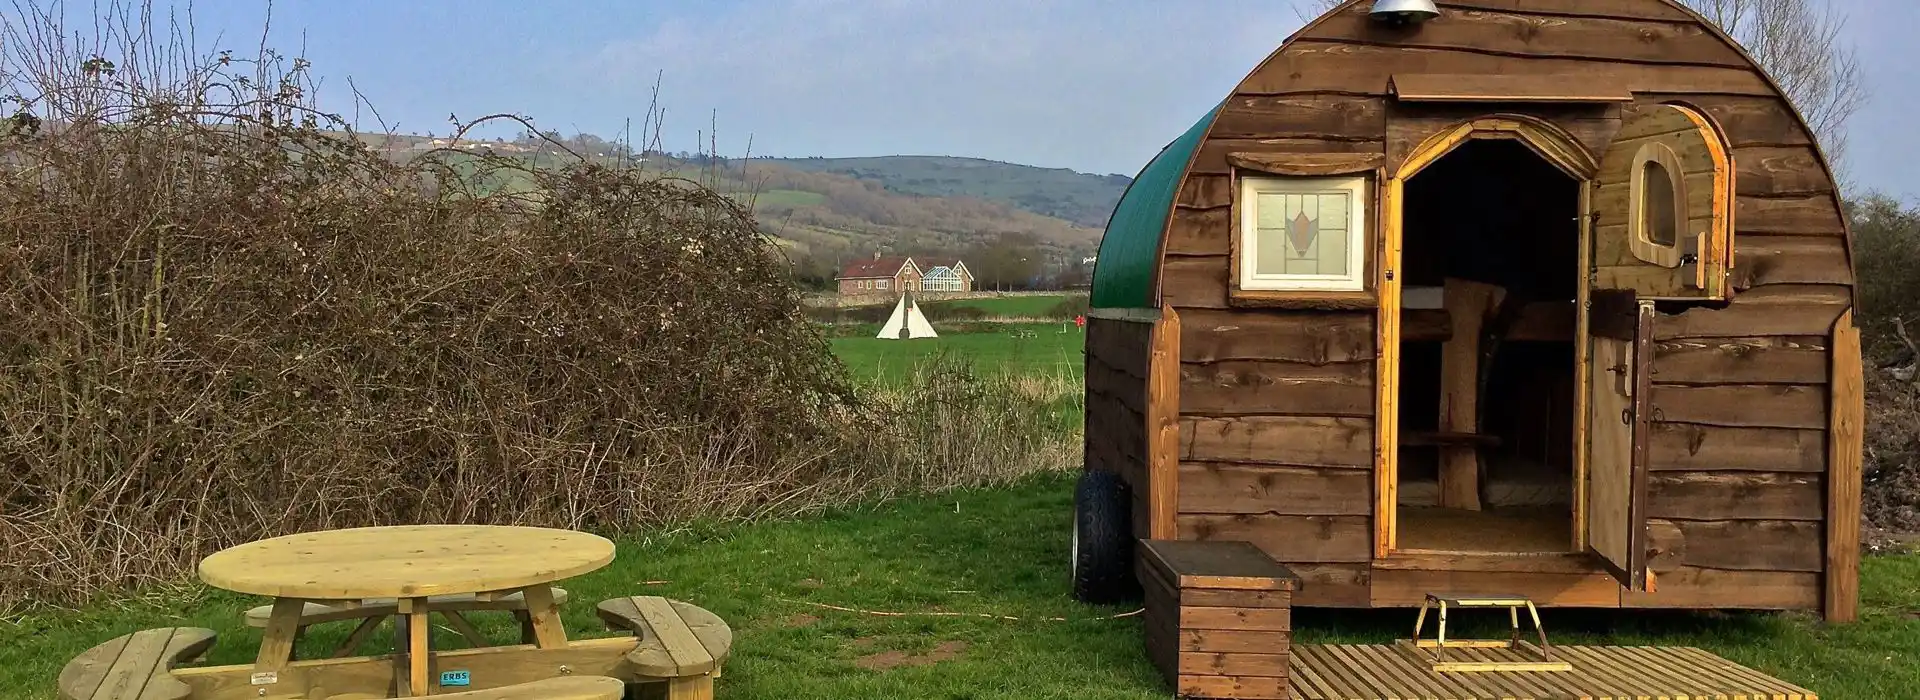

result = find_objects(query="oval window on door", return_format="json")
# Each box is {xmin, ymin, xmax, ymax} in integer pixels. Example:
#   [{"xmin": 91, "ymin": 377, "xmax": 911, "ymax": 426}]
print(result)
[{"xmin": 1629, "ymin": 142, "xmax": 1686, "ymax": 268}]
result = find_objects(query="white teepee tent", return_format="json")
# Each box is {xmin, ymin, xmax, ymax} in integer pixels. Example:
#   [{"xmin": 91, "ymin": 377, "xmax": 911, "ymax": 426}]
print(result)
[{"xmin": 876, "ymin": 293, "xmax": 937, "ymax": 340}]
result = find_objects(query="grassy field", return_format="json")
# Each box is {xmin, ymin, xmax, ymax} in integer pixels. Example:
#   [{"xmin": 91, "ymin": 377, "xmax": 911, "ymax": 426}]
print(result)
[
  {"xmin": 918, "ymin": 294, "xmax": 1080, "ymax": 319},
  {"xmin": 830, "ymin": 321, "xmax": 1083, "ymax": 381},
  {"xmin": 10, "ymin": 325, "xmax": 1913, "ymax": 700},
  {"xmin": 5, "ymin": 472, "xmax": 1916, "ymax": 699}
]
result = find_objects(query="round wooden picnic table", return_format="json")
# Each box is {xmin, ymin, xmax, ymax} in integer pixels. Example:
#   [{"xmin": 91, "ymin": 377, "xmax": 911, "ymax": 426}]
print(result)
[{"xmin": 198, "ymin": 524, "xmax": 615, "ymax": 696}]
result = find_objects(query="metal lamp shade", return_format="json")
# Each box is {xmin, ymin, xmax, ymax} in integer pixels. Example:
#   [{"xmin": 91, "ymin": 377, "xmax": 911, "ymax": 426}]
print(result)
[{"xmin": 1370, "ymin": 0, "xmax": 1440, "ymax": 24}]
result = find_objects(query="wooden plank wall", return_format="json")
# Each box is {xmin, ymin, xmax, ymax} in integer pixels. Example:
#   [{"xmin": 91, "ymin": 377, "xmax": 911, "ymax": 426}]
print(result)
[
  {"xmin": 1169, "ymin": 180, "xmax": 1380, "ymax": 605},
  {"xmin": 1162, "ymin": 0, "xmax": 1851, "ymax": 611},
  {"xmin": 1086, "ymin": 317, "xmax": 1155, "ymax": 542}
]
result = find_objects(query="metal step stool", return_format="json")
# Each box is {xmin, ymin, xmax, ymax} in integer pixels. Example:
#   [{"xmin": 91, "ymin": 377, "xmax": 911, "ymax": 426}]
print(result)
[{"xmin": 1404, "ymin": 593, "xmax": 1571, "ymax": 672}]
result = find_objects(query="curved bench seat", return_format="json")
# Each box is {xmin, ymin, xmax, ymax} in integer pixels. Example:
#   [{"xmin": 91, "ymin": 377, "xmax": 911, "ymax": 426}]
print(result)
[
  {"xmin": 57, "ymin": 627, "xmax": 216, "ymax": 700},
  {"xmin": 596, "ymin": 596, "xmax": 733, "ymax": 699}
]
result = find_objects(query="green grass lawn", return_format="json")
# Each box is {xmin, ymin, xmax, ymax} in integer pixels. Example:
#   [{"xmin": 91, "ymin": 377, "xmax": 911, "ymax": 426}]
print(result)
[
  {"xmin": 830, "ymin": 321, "xmax": 1083, "ymax": 381},
  {"xmin": 5, "ymin": 472, "xmax": 1916, "ymax": 699}
]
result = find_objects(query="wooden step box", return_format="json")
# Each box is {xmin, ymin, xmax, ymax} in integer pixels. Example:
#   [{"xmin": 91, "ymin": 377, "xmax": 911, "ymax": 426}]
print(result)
[{"xmin": 1138, "ymin": 539, "xmax": 1301, "ymax": 700}]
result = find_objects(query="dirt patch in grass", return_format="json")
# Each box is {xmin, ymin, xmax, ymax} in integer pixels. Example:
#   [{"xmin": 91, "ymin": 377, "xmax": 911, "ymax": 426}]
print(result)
[
  {"xmin": 854, "ymin": 640, "xmax": 968, "ymax": 671},
  {"xmin": 785, "ymin": 613, "xmax": 820, "ymax": 627}
]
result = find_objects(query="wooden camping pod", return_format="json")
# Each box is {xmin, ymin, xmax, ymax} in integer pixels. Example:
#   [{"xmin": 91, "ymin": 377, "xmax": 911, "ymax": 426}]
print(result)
[{"xmin": 1084, "ymin": 0, "xmax": 1861, "ymax": 621}]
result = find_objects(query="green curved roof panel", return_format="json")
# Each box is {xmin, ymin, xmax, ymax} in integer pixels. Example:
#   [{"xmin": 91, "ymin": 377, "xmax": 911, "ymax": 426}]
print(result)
[{"xmin": 1090, "ymin": 103, "xmax": 1220, "ymax": 309}]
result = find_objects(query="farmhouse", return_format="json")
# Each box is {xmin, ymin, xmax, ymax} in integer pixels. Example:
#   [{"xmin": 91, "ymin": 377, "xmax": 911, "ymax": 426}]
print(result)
[
  {"xmin": 835, "ymin": 254, "xmax": 921, "ymax": 296},
  {"xmin": 919, "ymin": 258, "xmax": 975, "ymax": 293},
  {"xmin": 835, "ymin": 254, "xmax": 974, "ymax": 296},
  {"xmin": 1074, "ymin": 0, "xmax": 1863, "ymax": 623}
]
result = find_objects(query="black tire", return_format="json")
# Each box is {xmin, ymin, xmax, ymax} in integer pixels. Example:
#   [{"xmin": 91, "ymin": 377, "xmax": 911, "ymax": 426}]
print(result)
[{"xmin": 1071, "ymin": 468, "xmax": 1138, "ymax": 604}]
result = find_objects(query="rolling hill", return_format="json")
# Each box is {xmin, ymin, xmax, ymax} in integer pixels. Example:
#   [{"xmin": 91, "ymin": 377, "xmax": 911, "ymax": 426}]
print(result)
[
  {"xmin": 765, "ymin": 156, "xmax": 1133, "ymax": 229},
  {"xmin": 345, "ymin": 133, "xmax": 1112, "ymax": 286}
]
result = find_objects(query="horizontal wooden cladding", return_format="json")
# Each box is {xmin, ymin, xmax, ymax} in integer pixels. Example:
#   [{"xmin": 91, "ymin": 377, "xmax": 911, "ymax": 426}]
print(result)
[
  {"xmin": 1385, "ymin": 104, "xmax": 1619, "ymax": 172},
  {"xmin": 1184, "ymin": 416, "xmax": 1374, "ymax": 468},
  {"xmin": 1085, "ymin": 399, "xmax": 1147, "ymax": 489},
  {"xmin": 1176, "ymin": 652, "xmax": 1291, "ymax": 678},
  {"xmin": 1370, "ymin": 568, "xmax": 1622, "ymax": 607},
  {"xmin": 1190, "ymin": 138, "xmax": 1384, "ymax": 176},
  {"xmin": 1210, "ymin": 94, "xmax": 1386, "ymax": 141},
  {"xmin": 1175, "ymin": 628, "xmax": 1292, "ymax": 654},
  {"xmin": 1731, "ymin": 236, "xmax": 1852, "ymax": 289},
  {"xmin": 1653, "ymin": 285, "xmax": 1849, "ymax": 340},
  {"xmin": 1309, "ymin": 10, "xmax": 1747, "ymax": 67},
  {"xmin": 1178, "ymin": 674, "xmax": 1290, "ymax": 699},
  {"xmin": 1161, "ymin": 256, "xmax": 1230, "ymax": 309},
  {"xmin": 1289, "ymin": 563, "xmax": 1371, "ymax": 607},
  {"xmin": 1181, "ymin": 309, "xmax": 1374, "ymax": 365},
  {"xmin": 1179, "ymin": 463, "xmax": 1372, "ymax": 516},
  {"xmin": 1652, "ymin": 336, "xmax": 1829, "ymax": 385},
  {"xmin": 1177, "ymin": 606, "xmax": 1292, "ymax": 631},
  {"xmin": 1626, "ymin": 95, "xmax": 1809, "ymax": 147},
  {"xmin": 1164, "ymin": 207, "xmax": 1229, "ymax": 256},
  {"xmin": 1649, "ymin": 424, "xmax": 1824, "ymax": 473},
  {"xmin": 1652, "ymin": 384, "xmax": 1826, "ymax": 430},
  {"xmin": 1433, "ymin": 0, "xmax": 1698, "ymax": 22},
  {"xmin": 1085, "ymin": 360, "xmax": 1148, "ymax": 416},
  {"xmin": 1623, "ymin": 567, "xmax": 1820, "ymax": 609},
  {"xmin": 1180, "ymin": 514, "xmax": 1372, "ymax": 563},
  {"xmin": 1733, "ymin": 145, "xmax": 1833, "ymax": 196},
  {"xmin": 1086, "ymin": 317, "xmax": 1152, "ymax": 376},
  {"xmin": 1735, "ymin": 235, "xmax": 1850, "ymax": 289},
  {"xmin": 1181, "ymin": 361, "xmax": 1373, "ymax": 418},
  {"xmin": 1245, "ymin": 43, "xmax": 1772, "ymax": 97},
  {"xmin": 1649, "ymin": 472, "xmax": 1823, "ymax": 521},
  {"xmin": 1654, "ymin": 518, "xmax": 1823, "ymax": 572},
  {"xmin": 1390, "ymin": 72, "xmax": 1632, "ymax": 103},
  {"xmin": 1736, "ymin": 194, "xmax": 1846, "ymax": 235},
  {"xmin": 1178, "ymin": 175, "xmax": 1233, "ymax": 209}
]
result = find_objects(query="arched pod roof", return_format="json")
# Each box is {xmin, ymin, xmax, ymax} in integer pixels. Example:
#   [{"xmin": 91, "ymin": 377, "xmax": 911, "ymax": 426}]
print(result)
[
  {"xmin": 1089, "ymin": 103, "xmax": 1218, "ymax": 309},
  {"xmin": 1087, "ymin": 0, "xmax": 1851, "ymax": 310}
]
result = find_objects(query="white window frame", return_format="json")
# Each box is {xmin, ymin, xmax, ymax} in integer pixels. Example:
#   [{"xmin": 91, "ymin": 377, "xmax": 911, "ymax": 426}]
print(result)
[{"xmin": 1237, "ymin": 174, "xmax": 1368, "ymax": 293}]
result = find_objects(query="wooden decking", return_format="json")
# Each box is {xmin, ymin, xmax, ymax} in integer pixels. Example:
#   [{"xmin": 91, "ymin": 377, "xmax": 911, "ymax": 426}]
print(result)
[{"xmin": 1287, "ymin": 644, "xmax": 1816, "ymax": 700}]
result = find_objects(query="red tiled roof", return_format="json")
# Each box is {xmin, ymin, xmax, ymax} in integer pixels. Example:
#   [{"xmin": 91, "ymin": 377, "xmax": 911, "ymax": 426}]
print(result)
[{"xmin": 837, "ymin": 256, "xmax": 913, "ymax": 279}]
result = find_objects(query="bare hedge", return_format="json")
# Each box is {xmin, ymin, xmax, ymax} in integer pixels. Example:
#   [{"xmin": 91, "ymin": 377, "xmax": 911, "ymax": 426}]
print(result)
[{"xmin": 0, "ymin": 14, "xmax": 1075, "ymax": 610}]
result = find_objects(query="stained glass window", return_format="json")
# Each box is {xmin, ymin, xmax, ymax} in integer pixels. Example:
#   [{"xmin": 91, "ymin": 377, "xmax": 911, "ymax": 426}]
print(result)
[
  {"xmin": 1238, "ymin": 175, "xmax": 1367, "ymax": 292},
  {"xmin": 1253, "ymin": 192, "xmax": 1350, "ymax": 277}
]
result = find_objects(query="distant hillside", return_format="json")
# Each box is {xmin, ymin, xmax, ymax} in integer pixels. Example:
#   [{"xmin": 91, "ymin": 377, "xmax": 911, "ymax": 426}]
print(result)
[
  {"xmin": 766, "ymin": 156, "xmax": 1132, "ymax": 228},
  {"xmin": 340, "ymin": 133, "xmax": 1104, "ymax": 288}
]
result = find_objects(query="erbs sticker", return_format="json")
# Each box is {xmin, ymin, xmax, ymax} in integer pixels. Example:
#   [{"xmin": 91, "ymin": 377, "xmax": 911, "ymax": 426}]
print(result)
[
  {"xmin": 249, "ymin": 671, "xmax": 278, "ymax": 685},
  {"xmin": 440, "ymin": 670, "xmax": 471, "ymax": 687}
]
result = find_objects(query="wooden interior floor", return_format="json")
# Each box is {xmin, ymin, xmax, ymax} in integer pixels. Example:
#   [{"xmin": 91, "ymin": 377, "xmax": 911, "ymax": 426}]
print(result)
[
  {"xmin": 1396, "ymin": 506, "xmax": 1573, "ymax": 553},
  {"xmin": 1288, "ymin": 644, "xmax": 1818, "ymax": 700}
]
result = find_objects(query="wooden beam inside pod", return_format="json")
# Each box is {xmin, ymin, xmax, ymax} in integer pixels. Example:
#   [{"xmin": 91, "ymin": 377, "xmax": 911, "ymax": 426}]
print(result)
[
  {"xmin": 1826, "ymin": 308, "xmax": 1863, "ymax": 622},
  {"xmin": 1148, "ymin": 305, "xmax": 1183, "ymax": 540}
]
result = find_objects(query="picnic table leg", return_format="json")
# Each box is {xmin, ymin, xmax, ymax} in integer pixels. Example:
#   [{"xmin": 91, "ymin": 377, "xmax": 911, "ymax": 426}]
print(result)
[
  {"xmin": 256, "ymin": 598, "xmax": 306, "ymax": 671},
  {"xmin": 519, "ymin": 585, "xmax": 568, "ymax": 648},
  {"xmin": 397, "ymin": 596, "xmax": 432, "ymax": 696},
  {"xmin": 667, "ymin": 675, "xmax": 715, "ymax": 700}
]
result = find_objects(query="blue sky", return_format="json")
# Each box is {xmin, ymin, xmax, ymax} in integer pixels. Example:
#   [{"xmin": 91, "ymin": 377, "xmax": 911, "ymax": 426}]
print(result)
[{"xmin": 93, "ymin": 1, "xmax": 1920, "ymax": 197}]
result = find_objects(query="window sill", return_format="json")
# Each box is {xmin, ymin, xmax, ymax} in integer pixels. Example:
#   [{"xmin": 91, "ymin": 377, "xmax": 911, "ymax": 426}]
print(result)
[{"xmin": 1228, "ymin": 289, "xmax": 1378, "ymax": 310}]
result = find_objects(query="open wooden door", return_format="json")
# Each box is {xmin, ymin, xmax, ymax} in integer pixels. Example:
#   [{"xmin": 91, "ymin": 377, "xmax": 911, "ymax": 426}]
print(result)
[
  {"xmin": 1592, "ymin": 104, "xmax": 1734, "ymax": 300},
  {"xmin": 1583, "ymin": 291, "xmax": 1655, "ymax": 590}
]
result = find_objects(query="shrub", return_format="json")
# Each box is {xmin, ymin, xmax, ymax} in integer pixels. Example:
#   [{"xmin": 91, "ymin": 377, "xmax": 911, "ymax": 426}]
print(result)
[
  {"xmin": 0, "ymin": 8, "xmax": 1074, "ymax": 610},
  {"xmin": 1852, "ymin": 193, "xmax": 1920, "ymax": 538}
]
